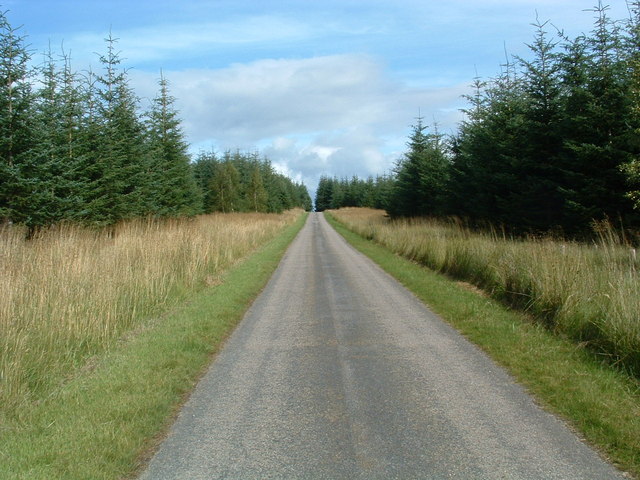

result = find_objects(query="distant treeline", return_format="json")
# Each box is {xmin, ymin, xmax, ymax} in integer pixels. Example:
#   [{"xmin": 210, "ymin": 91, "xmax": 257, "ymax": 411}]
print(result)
[
  {"xmin": 0, "ymin": 11, "xmax": 310, "ymax": 229},
  {"xmin": 318, "ymin": 4, "xmax": 640, "ymax": 235},
  {"xmin": 315, "ymin": 175, "xmax": 394, "ymax": 212},
  {"xmin": 192, "ymin": 150, "xmax": 312, "ymax": 214}
]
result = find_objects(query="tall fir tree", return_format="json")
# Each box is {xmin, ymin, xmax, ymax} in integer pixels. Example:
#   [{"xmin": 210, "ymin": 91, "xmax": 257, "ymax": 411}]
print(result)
[
  {"xmin": 512, "ymin": 17, "xmax": 567, "ymax": 231},
  {"xmin": 85, "ymin": 32, "xmax": 148, "ymax": 224},
  {"xmin": 210, "ymin": 160, "xmax": 241, "ymax": 213},
  {"xmin": 0, "ymin": 11, "xmax": 34, "ymax": 225},
  {"xmin": 388, "ymin": 117, "xmax": 449, "ymax": 218},
  {"xmin": 145, "ymin": 73, "xmax": 201, "ymax": 216},
  {"xmin": 621, "ymin": 1, "xmax": 640, "ymax": 210},
  {"xmin": 246, "ymin": 163, "xmax": 268, "ymax": 212},
  {"xmin": 28, "ymin": 47, "xmax": 66, "ymax": 226}
]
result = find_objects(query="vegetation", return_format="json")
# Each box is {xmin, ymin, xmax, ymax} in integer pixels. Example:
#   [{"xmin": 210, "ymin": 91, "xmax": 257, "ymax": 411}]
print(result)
[
  {"xmin": 318, "ymin": 3, "xmax": 640, "ymax": 236},
  {"xmin": 329, "ymin": 208, "xmax": 640, "ymax": 376},
  {"xmin": 314, "ymin": 174, "xmax": 394, "ymax": 212},
  {"xmin": 0, "ymin": 210, "xmax": 302, "ymax": 416},
  {"xmin": 192, "ymin": 150, "xmax": 312, "ymax": 214},
  {"xmin": 0, "ymin": 211, "xmax": 307, "ymax": 480},
  {"xmin": 0, "ymin": 11, "xmax": 310, "ymax": 230},
  {"xmin": 326, "ymin": 210, "xmax": 640, "ymax": 479}
]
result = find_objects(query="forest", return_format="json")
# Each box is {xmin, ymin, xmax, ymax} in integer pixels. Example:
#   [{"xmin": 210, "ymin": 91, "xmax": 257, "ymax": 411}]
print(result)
[
  {"xmin": 0, "ymin": 11, "xmax": 311, "ymax": 230},
  {"xmin": 316, "ymin": 3, "xmax": 640, "ymax": 237}
]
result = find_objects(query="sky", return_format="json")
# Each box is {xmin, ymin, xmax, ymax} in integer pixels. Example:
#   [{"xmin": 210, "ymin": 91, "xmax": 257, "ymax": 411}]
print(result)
[{"xmin": 5, "ymin": 0, "xmax": 634, "ymax": 197}]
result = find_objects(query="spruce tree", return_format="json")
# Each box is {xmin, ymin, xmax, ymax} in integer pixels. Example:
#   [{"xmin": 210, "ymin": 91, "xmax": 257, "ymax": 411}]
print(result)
[
  {"xmin": 210, "ymin": 160, "xmax": 240, "ymax": 213},
  {"xmin": 389, "ymin": 117, "xmax": 449, "ymax": 218},
  {"xmin": 558, "ymin": 3, "xmax": 635, "ymax": 228},
  {"xmin": 513, "ymin": 17, "xmax": 566, "ymax": 231},
  {"xmin": 145, "ymin": 73, "xmax": 201, "ymax": 216},
  {"xmin": 28, "ymin": 48, "xmax": 69, "ymax": 226},
  {"xmin": 621, "ymin": 1, "xmax": 640, "ymax": 210},
  {"xmin": 85, "ymin": 32, "xmax": 147, "ymax": 224},
  {"xmin": 246, "ymin": 164, "xmax": 268, "ymax": 212},
  {"xmin": 0, "ymin": 11, "xmax": 34, "ymax": 225},
  {"xmin": 314, "ymin": 176, "xmax": 333, "ymax": 211}
]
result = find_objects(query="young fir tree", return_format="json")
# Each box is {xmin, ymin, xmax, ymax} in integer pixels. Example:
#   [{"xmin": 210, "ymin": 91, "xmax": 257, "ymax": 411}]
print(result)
[
  {"xmin": 85, "ymin": 33, "xmax": 148, "ymax": 224},
  {"xmin": 0, "ymin": 11, "xmax": 34, "ymax": 225},
  {"xmin": 56, "ymin": 50, "xmax": 89, "ymax": 221},
  {"xmin": 314, "ymin": 176, "xmax": 333, "ymax": 212},
  {"xmin": 512, "ymin": 17, "xmax": 567, "ymax": 232},
  {"xmin": 450, "ymin": 59, "xmax": 530, "ymax": 228},
  {"xmin": 246, "ymin": 163, "xmax": 268, "ymax": 212},
  {"xmin": 28, "ymin": 48, "xmax": 68, "ymax": 226},
  {"xmin": 388, "ymin": 116, "xmax": 449, "ymax": 218},
  {"xmin": 558, "ymin": 3, "xmax": 635, "ymax": 228},
  {"xmin": 145, "ymin": 73, "xmax": 201, "ymax": 216},
  {"xmin": 620, "ymin": 1, "xmax": 640, "ymax": 210},
  {"xmin": 72, "ymin": 66, "xmax": 105, "ymax": 222},
  {"xmin": 210, "ymin": 160, "xmax": 241, "ymax": 213}
]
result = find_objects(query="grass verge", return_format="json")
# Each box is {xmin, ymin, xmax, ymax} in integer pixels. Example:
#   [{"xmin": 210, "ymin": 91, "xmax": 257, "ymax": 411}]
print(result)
[
  {"xmin": 325, "ymin": 211, "xmax": 640, "ymax": 479},
  {"xmin": 0, "ymin": 212, "xmax": 307, "ymax": 480}
]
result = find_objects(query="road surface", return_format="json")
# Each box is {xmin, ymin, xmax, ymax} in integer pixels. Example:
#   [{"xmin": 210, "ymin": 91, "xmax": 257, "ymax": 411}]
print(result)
[{"xmin": 140, "ymin": 212, "xmax": 624, "ymax": 479}]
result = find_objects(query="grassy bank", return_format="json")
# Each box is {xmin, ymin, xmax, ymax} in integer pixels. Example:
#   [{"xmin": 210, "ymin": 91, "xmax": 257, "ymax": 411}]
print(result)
[
  {"xmin": 0, "ymin": 211, "xmax": 307, "ymax": 479},
  {"xmin": 326, "ymin": 209, "xmax": 639, "ymax": 478},
  {"xmin": 329, "ymin": 208, "xmax": 640, "ymax": 375}
]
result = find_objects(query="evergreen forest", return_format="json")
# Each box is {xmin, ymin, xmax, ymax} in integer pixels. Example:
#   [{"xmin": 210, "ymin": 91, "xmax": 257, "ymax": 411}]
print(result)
[
  {"xmin": 0, "ymin": 11, "xmax": 311, "ymax": 230},
  {"xmin": 316, "ymin": 3, "xmax": 640, "ymax": 236}
]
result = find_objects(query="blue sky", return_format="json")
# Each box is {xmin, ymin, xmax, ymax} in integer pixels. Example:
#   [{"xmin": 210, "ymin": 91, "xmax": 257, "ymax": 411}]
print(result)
[{"xmin": 6, "ymin": 0, "xmax": 633, "ymax": 193}]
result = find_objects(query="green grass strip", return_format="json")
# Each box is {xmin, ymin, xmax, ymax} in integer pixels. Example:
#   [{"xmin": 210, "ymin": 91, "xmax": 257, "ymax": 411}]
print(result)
[
  {"xmin": 0, "ymin": 213, "xmax": 308, "ymax": 480},
  {"xmin": 325, "ymin": 212, "xmax": 640, "ymax": 479}
]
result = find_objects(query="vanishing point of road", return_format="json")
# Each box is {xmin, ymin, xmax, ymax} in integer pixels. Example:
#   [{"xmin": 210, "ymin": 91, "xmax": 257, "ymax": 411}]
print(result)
[{"xmin": 140, "ymin": 212, "xmax": 625, "ymax": 480}]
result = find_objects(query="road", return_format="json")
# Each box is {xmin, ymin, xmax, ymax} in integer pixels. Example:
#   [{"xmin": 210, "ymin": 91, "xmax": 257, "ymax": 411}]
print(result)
[{"xmin": 139, "ymin": 212, "xmax": 625, "ymax": 480}]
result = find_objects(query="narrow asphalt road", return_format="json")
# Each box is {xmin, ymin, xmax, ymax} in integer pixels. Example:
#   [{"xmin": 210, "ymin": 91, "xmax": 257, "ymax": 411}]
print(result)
[{"xmin": 140, "ymin": 212, "xmax": 625, "ymax": 480}]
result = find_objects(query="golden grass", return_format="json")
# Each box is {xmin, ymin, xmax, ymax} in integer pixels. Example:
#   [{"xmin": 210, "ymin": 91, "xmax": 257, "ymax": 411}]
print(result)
[
  {"xmin": 0, "ymin": 210, "xmax": 301, "ymax": 412},
  {"xmin": 330, "ymin": 208, "xmax": 640, "ymax": 375}
]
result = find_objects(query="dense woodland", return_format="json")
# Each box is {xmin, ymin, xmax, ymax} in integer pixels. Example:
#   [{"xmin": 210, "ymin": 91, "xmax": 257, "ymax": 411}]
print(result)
[
  {"xmin": 0, "ymin": 11, "xmax": 311, "ymax": 230},
  {"xmin": 316, "ymin": 3, "xmax": 640, "ymax": 236},
  {"xmin": 192, "ymin": 150, "xmax": 312, "ymax": 214}
]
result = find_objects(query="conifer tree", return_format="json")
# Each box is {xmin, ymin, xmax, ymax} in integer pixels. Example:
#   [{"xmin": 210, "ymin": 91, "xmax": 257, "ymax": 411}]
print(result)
[
  {"xmin": 145, "ymin": 73, "xmax": 201, "ymax": 216},
  {"xmin": 28, "ymin": 48, "xmax": 67, "ymax": 226},
  {"xmin": 512, "ymin": 17, "xmax": 567, "ymax": 231},
  {"xmin": 621, "ymin": 1, "xmax": 640, "ymax": 209},
  {"xmin": 314, "ymin": 176, "xmax": 333, "ymax": 211},
  {"xmin": 0, "ymin": 11, "xmax": 34, "ymax": 225},
  {"xmin": 211, "ymin": 160, "xmax": 240, "ymax": 213},
  {"xmin": 84, "ymin": 32, "xmax": 147, "ymax": 224},
  {"xmin": 246, "ymin": 163, "xmax": 268, "ymax": 212},
  {"xmin": 389, "ymin": 117, "xmax": 449, "ymax": 218}
]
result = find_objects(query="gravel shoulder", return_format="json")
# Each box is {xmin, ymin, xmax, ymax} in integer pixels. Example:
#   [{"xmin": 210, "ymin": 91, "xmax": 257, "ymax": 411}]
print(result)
[{"xmin": 139, "ymin": 212, "xmax": 625, "ymax": 480}]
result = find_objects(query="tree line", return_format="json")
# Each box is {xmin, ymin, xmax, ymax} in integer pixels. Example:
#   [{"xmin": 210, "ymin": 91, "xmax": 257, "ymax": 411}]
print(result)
[
  {"xmin": 192, "ymin": 150, "xmax": 312, "ymax": 214},
  {"xmin": 0, "ymin": 10, "xmax": 310, "ymax": 230},
  {"xmin": 314, "ymin": 175, "xmax": 393, "ymax": 212},
  {"xmin": 318, "ymin": 3, "xmax": 640, "ymax": 236}
]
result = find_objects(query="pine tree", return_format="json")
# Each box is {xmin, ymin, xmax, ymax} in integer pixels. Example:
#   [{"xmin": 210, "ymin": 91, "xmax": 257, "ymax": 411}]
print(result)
[
  {"xmin": 211, "ymin": 160, "xmax": 240, "ymax": 213},
  {"xmin": 621, "ymin": 1, "xmax": 640, "ymax": 210},
  {"xmin": 512, "ymin": 16, "xmax": 567, "ymax": 231},
  {"xmin": 389, "ymin": 117, "xmax": 449, "ymax": 218},
  {"xmin": 84, "ymin": 32, "xmax": 147, "ymax": 224},
  {"xmin": 28, "ymin": 47, "xmax": 67, "ymax": 226},
  {"xmin": 246, "ymin": 164, "xmax": 268, "ymax": 212},
  {"xmin": 192, "ymin": 150, "xmax": 218, "ymax": 213},
  {"xmin": 0, "ymin": 11, "xmax": 34, "ymax": 225},
  {"xmin": 314, "ymin": 176, "xmax": 333, "ymax": 211},
  {"xmin": 145, "ymin": 73, "xmax": 201, "ymax": 216}
]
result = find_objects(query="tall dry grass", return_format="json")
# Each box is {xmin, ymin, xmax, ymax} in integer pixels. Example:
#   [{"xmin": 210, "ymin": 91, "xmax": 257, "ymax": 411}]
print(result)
[
  {"xmin": 0, "ymin": 210, "xmax": 301, "ymax": 411},
  {"xmin": 330, "ymin": 208, "xmax": 640, "ymax": 374}
]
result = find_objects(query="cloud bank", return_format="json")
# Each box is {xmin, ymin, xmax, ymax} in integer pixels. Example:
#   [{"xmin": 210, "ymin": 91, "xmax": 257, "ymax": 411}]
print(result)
[{"xmin": 131, "ymin": 54, "xmax": 468, "ymax": 195}]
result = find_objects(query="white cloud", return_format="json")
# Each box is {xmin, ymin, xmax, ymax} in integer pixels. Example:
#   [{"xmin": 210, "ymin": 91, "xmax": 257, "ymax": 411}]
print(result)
[
  {"xmin": 130, "ymin": 53, "xmax": 469, "ymax": 196},
  {"xmin": 129, "ymin": 54, "xmax": 468, "ymax": 195}
]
